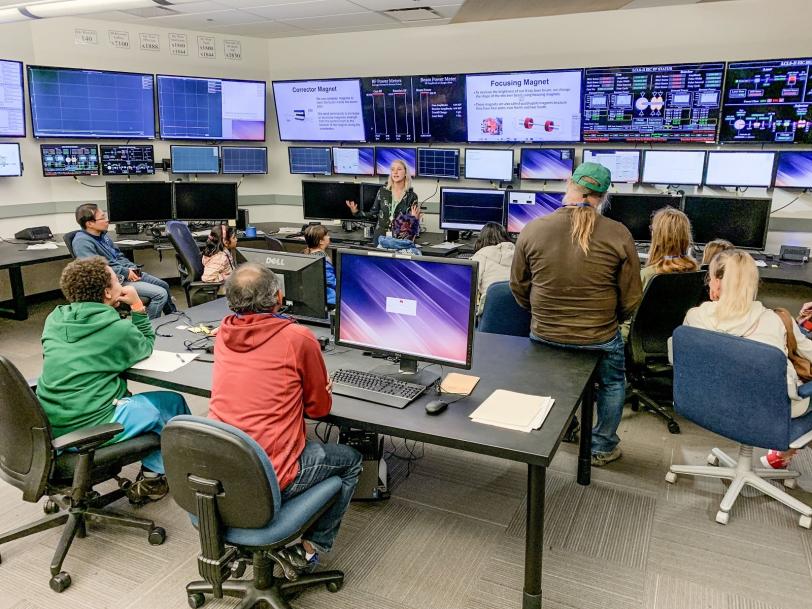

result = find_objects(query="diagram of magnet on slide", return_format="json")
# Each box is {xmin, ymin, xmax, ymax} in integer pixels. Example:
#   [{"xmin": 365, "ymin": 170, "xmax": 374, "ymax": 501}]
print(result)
[
  {"xmin": 481, "ymin": 117, "xmax": 502, "ymax": 135},
  {"xmin": 519, "ymin": 118, "xmax": 557, "ymax": 132}
]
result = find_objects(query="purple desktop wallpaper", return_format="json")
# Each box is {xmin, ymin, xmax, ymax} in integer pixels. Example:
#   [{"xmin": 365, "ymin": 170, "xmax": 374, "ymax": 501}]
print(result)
[
  {"xmin": 775, "ymin": 152, "xmax": 812, "ymax": 188},
  {"xmin": 376, "ymin": 147, "xmax": 417, "ymax": 176},
  {"xmin": 520, "ymin": 149, "xmax": 574, "ymax": 180},
  {"xmin": 338, "ymin": 254, "xmax": 473, "ymax": 365},
  {"xmin": 507, "ymin": 192, "xmax": 565, "ymax": 233},
  {"xmin": 228, "ymin": 120, "xmax": 266, "ymax": 141}
]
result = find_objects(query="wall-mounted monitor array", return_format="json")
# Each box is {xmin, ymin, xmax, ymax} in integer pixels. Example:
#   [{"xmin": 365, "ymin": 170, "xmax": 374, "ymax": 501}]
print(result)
[
  {"xmin": 439, "ymin": 187, "xmax": 506, "ymax": 230},
  {"xmin": 464, "ymin": 148, "xmax": 513, "ymax": 181},
  {"xmin": 41, "ymin": 144, "xmax": 99, "ymax": 176},
  {"xmin": 519, "ymin": 148, "xmax": 574, "ymax": 180},
  {"xmin": 774, "ymin": 151, "xmax": 812, "ymax": 189},
  {"xmin": 221, "ymin": 146, "xmax": 268, "ymax": 174},
  {"xmin": 332, "ymin": 146, "xmax": 375, "ymax": 176},
  {"xmin": 582, "ymin": 149, "xmax": 641, "ymax": 183},
  {"xmin": 0, "ymin": 142, "xmax": 22, "ymax": 176},
  {"xmin": 106, "ymin": 181, "xmax": 237, "ymax": 223},
  {"xmin": 100, "ymin": 145, "xmax": 154, "ymax": 176},
  {"xmin": 0, "ymin": 59, "xmax": 25, "ymax": 137},
  {"xmin": 703, "ymin": 151, "xmax": 775, "ymax": 188},
  {"xmin": 505, "ymin": 190, "xmax": 565, "ymax": 233}
]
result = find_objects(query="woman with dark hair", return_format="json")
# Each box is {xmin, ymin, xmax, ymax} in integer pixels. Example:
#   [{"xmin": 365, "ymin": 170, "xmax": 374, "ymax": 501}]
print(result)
[
  {"xmin": 303, "ymin": 224, "xmax": 336, "ymax": 307},
  {"xmin": 202, "ymin": 224, "xmax": 237, "ymax": 283},
  {"xmin": 471, "ymin": 222, "xmax": 515, "ymax": 315}
]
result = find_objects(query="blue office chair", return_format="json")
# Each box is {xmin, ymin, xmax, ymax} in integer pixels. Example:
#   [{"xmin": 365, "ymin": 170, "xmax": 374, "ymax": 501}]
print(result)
[
  {"xmin": 667, "ymin": 326, "xmax": 812, "ymax": 528},
  {"xmin": 161, "ymin": 416, "xmax": 345, "ymax": 609},
  {"xmin": 165, "ymin": 221, "xmax": 222, "ymax": 307},
  {"xmin": 477, "ymin": 281, "xmax": 531, "ymax": 337}
]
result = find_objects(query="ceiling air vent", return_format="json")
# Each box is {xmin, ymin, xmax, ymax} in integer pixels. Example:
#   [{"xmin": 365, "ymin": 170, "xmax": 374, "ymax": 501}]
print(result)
[{"xmin": 383, "ymin": 6, "xmax": 443, "ymax": 22}]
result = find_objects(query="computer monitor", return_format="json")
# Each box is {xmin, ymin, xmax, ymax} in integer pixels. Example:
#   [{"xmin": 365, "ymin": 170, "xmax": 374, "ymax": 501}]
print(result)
[
  {"xmin": 236, "ymin": 247, "xmax": 328, "ymax": 323},
  {"xmin": 440, "ymin": 187, "xmax": 505, "ymax": 231},
  {"xmin": 332, "ymin": 146, "xmax": 375, "ymax": 176},
  {"xmin": 416, "ymin": 147, "xmax": 460, "ymax": 179},
  {"xmin": 221, "ymin": 146, "xmax": 268, "ymax": 175},
  {"xmin": 273, "ymin": 78, "xmax": 364, "ymax": 142},
  {"xmin": 0, "ymin": 59, "xmax": 25, "ymax": 137},
  {"xmin": 0, "ymin": 143, "xmax": 22, "ymax": 177},
  {"xmin": 288, "ymin": 147, "xmax": 332, "ymax": 175},
  {"xmin": 602, "ymin": 193, "xmax": 682, "ymax": 242},
  {"xmin": 464, "ymin": 148, "xmax": 514, "ymax": 181},
  {"xmin": 703, "ymin": 151, "xmax": 776, "ymax": 188},
  {"xmin": 641, "ymin": 150, "xmax": 706, "ymax": 185},
  {"xmin": 519, "ymin": 149, "xmax": 574, "ymax": 181},
  {"xmin": 505, "ymin": 191, "xmax": 565, "ymax": 234},
  {"xmin": 173, "ymin": 182, "xmax": 238, "ymax": 221},
  {"xmin": 774, "ymin": 151, "xmax": 812, "ymax": 189},
  {"xmin": 100, "ymin": 145, "xmax": 155, "ymax": 176},
  {"xmin": 375, "ymin": 147, "xmax": 416, "ymax": 176},
  {"xmin": 41, "ymin": 144, "xmax": 99, "ymax": 177},
  {"xmin": 683, "ymin": 196, "xmax": 771, "ymax": 250},
  {"xmin": 335, "ymin": 248, "xmax": 477, "ymax": 377},
  {"xmin": 302, "ymin": 180, "xmax": 361, "ymax": 221},
  {"xmin": 359, "ymin": 182, "xmax": 381, "ymax": 214},
  {"xmin": 170, "ymin": 146, "xmax": 220, "ymax": 174},
  {"xmin": 106, "ymin": 182, "xmax": 172, "ymax": 223},
  {"xmin": 582, "ymin": 149, "xmax": 641, "ymax": 184}
]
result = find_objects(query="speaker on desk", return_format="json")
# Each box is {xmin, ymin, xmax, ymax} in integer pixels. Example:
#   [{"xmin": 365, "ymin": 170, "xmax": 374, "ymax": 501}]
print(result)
[{"xmin": 14, "ymin": 226, "xmax": 53, "ymax": 241}]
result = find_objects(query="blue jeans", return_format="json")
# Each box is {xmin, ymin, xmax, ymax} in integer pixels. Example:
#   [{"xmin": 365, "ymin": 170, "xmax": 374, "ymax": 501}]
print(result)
[
  {"xmin": 125, "ymin": 272, "xmax": 173, "ymax": 319},
  {"xmin": 530, "ymin": 331, "xmax": 626, "ymax": 455},
  {"xmin": 111, "ymin": 391, "xmax": 191, "ymax": 473},
  {"xmin": 281, "ymin": 440, "xmax": 362, "ymax": 554}
]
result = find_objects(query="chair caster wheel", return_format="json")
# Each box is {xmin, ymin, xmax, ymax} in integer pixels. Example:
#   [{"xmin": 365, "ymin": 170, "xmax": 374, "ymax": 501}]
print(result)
[
  {"xmin": 231, "ymin": 560, "xmax": 247, "ymax": 578},
  {"xmin": 43, "ymin": 499, "xmax": 60, "ymax": 514},
  {"xmin": 667, "ymin": 421, "xmax": 681, "ymax": 434},
  {"xmin": 117, "ymin": 478, "xmax": 132, "ymax": 491},
  {"xmin": 148, "ymin": 527, "xmax": 166, "ymax": 546},
  {"xmin": 707, "ymin": 454, "xmax": 719, "ymax": 466},
  {"xmin": 715, "ymin": 511, "xmax": 729, "ymax": 525},
  {"xmin": 326, "ymin": 579, "xmax": 344, "ymax": 593},
  {"xmin": 188, "ymin": 592, "xmax": 206, "ymax": 608},
  {"xmin": 665, "ymin": 471, "xmax": 677, "ymax": 484},
  {"xmin": 50, "ymin": 571, "xmax": 72, "ymax": 592},
  {"xmin": 800, "ymin": 515, "xmax": 812, "ymax": 529},
  {"xmin": 783, "ymin": 478, "xmax": 797, "ymax": 489}
]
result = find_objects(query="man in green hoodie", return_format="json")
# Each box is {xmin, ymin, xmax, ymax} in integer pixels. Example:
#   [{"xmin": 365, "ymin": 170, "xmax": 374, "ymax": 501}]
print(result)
[{"xmin": 37, "ymin": 256, "xmax": 190, "ymax": 503}]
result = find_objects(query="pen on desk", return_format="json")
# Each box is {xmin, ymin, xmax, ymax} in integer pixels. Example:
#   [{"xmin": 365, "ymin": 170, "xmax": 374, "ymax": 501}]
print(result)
[{"xmin": 176, "ymin": 353, "xmax": 185, "ymax": 364}]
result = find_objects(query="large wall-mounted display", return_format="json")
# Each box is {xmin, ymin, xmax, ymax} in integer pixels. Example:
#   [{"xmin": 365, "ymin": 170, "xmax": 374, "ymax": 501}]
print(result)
[
  {"xmin": 0, "ymin": 59, "xmax": 25, "ymax": 137},
  {"xmin": 273, "ymin": 79, "xmax": 365, "ymax": 142}
]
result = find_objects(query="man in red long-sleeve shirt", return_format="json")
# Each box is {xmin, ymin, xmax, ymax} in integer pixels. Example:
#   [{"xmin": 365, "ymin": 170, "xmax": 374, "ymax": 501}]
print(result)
[{"xmin": 209, "ymin": 263, "xmax": 361, "ymax": 574}]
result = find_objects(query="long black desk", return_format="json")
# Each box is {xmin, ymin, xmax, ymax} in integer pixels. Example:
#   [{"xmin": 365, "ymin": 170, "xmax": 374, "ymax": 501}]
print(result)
[
  {"xmin": 123, "ymin": 298, "xmax": 600, "ymax": 609},
  {"xmin": 0, "ymin": 240, "xmax": 71, "ymax": 320}
]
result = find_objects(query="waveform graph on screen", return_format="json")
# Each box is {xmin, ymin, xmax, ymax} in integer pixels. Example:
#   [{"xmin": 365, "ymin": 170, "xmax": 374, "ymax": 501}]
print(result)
[
  {"xmin": 362, "ymin": 76, "xmax": 413, "ymax": 143},
  {"xmin": 159, "ymin": 76, "xmax": 222, "ymax": 140}
]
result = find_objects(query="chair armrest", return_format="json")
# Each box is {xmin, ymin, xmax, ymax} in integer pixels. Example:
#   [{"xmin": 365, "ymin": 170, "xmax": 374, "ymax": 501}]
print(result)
[
  {"xmin": 52, "ymin": 423, "xmax": 124, "ymax": 452},
  {"xmin": 190, "ymin": 281, "xmax": 223, "ymax": 292},
  {"xmin": 799, "ymin": 381, "xmax": 812, "ymax": 399}
]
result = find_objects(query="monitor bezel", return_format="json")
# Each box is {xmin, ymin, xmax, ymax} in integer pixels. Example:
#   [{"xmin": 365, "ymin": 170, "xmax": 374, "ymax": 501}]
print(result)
[
  {"xmin": 100, "ymin": 144, "xmax": 156, "ymax": 176},
  {"xmin": 518, "ymin": 147, "xmax": 575, "ymax": 181},
  {"xmin": 416, "ymin": 147, "xmax": 460, "ymax": 179},
  {"xmin": 331, "ymin": 146, "xmax": 376, "ymax": 176},
  {"xmin": 682, "ymin": 195, "xmax": 771, "ymax": 250},
  {"xmin": 156, "ymin": 73, "xmax": 267, "ymax": 142},
  {"xmin": 172, "ymin": 181, "xmax": 238, "ymax": 221},
  {"xmin": 463, "ymin": 147, "xmax": 514, "ymax": 181},
  {"xmin": 581, "ymin": 148, "xmax": 642, "ymax": 184},
  {"xmin": 287, "ymin": 146, "xmax": 332, "ymax": 176},
  {"xmin": 374, "ymin": 146, "xmax": 417, "ymax": 176},
  {"xmin": 301, "ymin": 179, "xmax": 361, "ymax": 222},
  {"xmin": 439, "ymin": 185, "xmax": 506, "ymax": 231},
  {"xmin": 503, "ymin": 189, "xmax": 565, "ymax": 235},
  {"xmin": 702, "ymin": 150, "xmax": 777, "ymax": 188},
  {"xmin": 169, "ymin": 144, "xmax": 221, "ymax": 175},
  {"xmin": 106, "ymin": 181, "xmax": 172, "ymax": 223},
  {"xmin": 640, "ymin": 149, "xmax": 707, "ymax": 186},
  {"xmin": 40, "ymin": 143, "xmax": 100, "ymax": 177},
  {"xmin": 28, "ymin": 65, "xmax": 155, "ymax": 140},
  {"xmin": 773, "ymin": 150, "xmax": 812, "ymax": 189},
  {"xmin": 0, "ymin": 59, "xmax": 25, "ymax": 138},
  {"xmin": 221, "ymin": 145, "xmax": 268, "ymax": 175},
  {"xmin": 0, "ymin": 142, "xmax": 23, "ymax": 177},
  {"xmin": 334, "ymin": 248, "xmax": 478, "ymax": 370}
]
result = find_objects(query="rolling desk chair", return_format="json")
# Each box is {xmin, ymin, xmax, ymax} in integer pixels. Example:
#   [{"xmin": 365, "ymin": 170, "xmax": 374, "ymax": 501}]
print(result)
[
  {"xmin": 162, "ymin": 416, "xmax": 345, "ymax": 609},
  {"xmin": 626, "ymin": 271, "xmax": 707, "ymax": 433},
  {"xmin": 165, "ymin": 221, "xmax": 223, "ymax": 307},
  {"xmin": 265, "ymin": 236, "xmax": 285, "ymax": 252},
  {"xmin": 0, "ymin": 355, "xmax": 165, "ymax": 592},
  {"xmin": 667, "ymin": 326, "xmax": 812, "ymax": 528},
  {"xmin": 477, "ymin": 281, "xmax": 531, "ymax": 337}
]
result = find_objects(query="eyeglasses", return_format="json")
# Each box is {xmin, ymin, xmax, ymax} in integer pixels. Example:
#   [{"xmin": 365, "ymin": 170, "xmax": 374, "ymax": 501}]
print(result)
[{"xmin": 92, "ymin": 211, "xmax": 108, "ymax": 221}]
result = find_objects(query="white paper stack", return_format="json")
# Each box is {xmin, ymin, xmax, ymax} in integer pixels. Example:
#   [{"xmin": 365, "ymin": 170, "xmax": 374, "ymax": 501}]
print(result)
[{"xmin": 469, "ymin": 390, "xmax": 555, "ymax": 432}]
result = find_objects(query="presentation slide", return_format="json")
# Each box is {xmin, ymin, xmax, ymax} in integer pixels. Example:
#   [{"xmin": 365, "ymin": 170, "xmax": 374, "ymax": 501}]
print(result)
[
  {"xmin": 273, "ymin": 79, "xmax": 365, "ymax": 142},
  {"xmin": 582, "ymin": 149, "xmax": 641, "ymax": 183},
  {"xmin": 0, "ymin": 143, "xmax": 21, "ymax": 176},
  {"xmin": 466, "ymin": 70, "xmax": 582, "ymax": 143},
  {"xmin": 361, "ymin": 76, "xmax": 414, "ymax": 143},
  {"xmin": 0, "ymin": 60, "xmax": 25, "ymax": 137},
  {"xmin": 413, "ymin": 74, "xmax": 466, "ymax": 142}
]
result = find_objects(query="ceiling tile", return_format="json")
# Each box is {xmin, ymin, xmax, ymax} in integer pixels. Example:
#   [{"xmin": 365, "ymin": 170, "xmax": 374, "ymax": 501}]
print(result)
[
  {"xmin": 150, "ymin": 9, "xmax": 261, "ymax": 26},
  {"xmin": 347, "ymin": 0, "xmax": 433, "ymax": 9},
  {"xmin": 431, "ymin": 4, "xmax": 463, "ymax": 18},
  {"xmin": 245, "ymin": 0, "xmax": 371, "ymax": 20},
  {"xmin": 165, "ymin": 1, "xmax": 233, "ymax": 14},
  {"xmin": 279, "ymin": 10, "xmax": 394, "ymax": 29},
  {"xmin": 213, "ymin": 0, "xmax": 317, "ymax": 6},
  {"xmin": 306, "ymin": 21, "xmax": 404, "ymax": 33},
  {"xmin": 207, "ymin": 19, "xmax": 309, "ymax": 37}
]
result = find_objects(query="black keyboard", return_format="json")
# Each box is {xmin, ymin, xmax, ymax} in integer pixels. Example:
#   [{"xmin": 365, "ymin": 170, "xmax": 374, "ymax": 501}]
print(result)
[
  {"xmin": 456, "ymin": 252, "xmax": 473, "ymax": 259},
  {"xmin": 331, "ymin": 369, "xmax": 426, "ymax": 408}
]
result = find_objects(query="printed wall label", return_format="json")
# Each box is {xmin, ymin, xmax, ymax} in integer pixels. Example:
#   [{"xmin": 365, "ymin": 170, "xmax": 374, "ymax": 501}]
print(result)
[{"xmin": 169, "ymin": 33, "xmax": 188, "ymax": 56}]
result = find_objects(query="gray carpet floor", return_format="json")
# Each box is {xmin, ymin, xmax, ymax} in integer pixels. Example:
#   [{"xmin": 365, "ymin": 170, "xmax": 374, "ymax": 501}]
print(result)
[{"xmin": 1, "ymin": 289, "xmax": 812, "ymax": 609}]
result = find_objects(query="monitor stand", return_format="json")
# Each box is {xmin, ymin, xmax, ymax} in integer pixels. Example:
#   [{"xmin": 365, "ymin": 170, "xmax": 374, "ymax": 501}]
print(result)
[{"xmin": 390, "ymin": 356, "xmax": 441, "ymax": 388}]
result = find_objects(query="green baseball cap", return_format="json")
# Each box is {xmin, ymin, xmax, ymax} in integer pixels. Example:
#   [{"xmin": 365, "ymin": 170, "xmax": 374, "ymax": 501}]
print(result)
[{"xmin": 572, "ymin": 162, "xmax": 611, "ymax": 193}]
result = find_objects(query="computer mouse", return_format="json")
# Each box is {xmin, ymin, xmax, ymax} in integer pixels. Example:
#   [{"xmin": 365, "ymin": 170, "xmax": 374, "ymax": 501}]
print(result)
[{"xmin": 425, "ymin": 399, "xmax": 448, "ymax": 415}]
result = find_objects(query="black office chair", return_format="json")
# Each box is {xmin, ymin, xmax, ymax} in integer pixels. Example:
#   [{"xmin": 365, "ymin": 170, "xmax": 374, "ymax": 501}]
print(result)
[
  {"xmin": 265, "ymin": 236, "xmax": 285, "ymax": 252},
  {"xmin": 477, "ymin": 281, "xmax": 531, "ymax": 337},
  {"xmin": 166, "ymin": 221, "xmax": 223, "ymax": 307},
  {"xmin": 0, "ymin": 355, "xmax": 165, "ymax": 593},
  {"xmin": 162, "ymin": 416, "xmax": 345, "ymax": 609},
  {"xmin": 626, "ymin": 270, "xmax": 707, "ymax": 433}
]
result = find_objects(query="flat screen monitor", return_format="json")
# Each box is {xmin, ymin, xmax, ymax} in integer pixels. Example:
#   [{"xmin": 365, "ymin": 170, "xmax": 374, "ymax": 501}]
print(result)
[
  {"xmin": 0, "ymin": 59, "xmax": 25, "ymax": 137},
  {"xmin": 602, "ymin": 193, "xmax": 682, "ymax": 242},
  {"xmin": 641, "ymin": 150, "xmax": 706, "ymax": 185},
  {"xmin": 703, "ymin": 151, "xmax": 776, "ymax": 188},
  {"xmin": 505, "ymin": 191, "xmax": 565, "ymax": 234},
  {"xmin": 440, "ymin": 187, "xmax": 505, "ymax": 231},
  {"xmin": 302, "ymin": 180, "xmax": 361, "ymax": 221},
  {"xmin": 106, "ymin": 182, "xmax": 172, "ymax": 223},
  {"xmin": 683, "ymin": 196, "xmax": 771, "ymax": 249},
  {"xmin": 774, "ymin": 151, "xmax": 812, "ymax": 189},
  {"xmin": 582, "ymin": 62, "xmax": 724, "ymax": 143},
  {"xmin": 335, "ymin": 249, "xmax": 477, "ymax": 369},
  {"xmin": 582, "ymin": 149, "xmax": 641, "ymax": 184},
  {"xmin": 288, "ymin": 146, "xmax": 331, "ymax": 175},
  {"xmin": 41, "ymin": 144, "xmax": 99, "ymax": 177},
  {"xmin": 171, "ymin": 145, "xmax": 220, "ymax": 174},
  {"xmin": 0, "ymin": 143, "xmax": 22, "ymax": 177},
  {"xmin": 465, "ymin": 69, "xmax": 582, "ymax": 143},
  {"xmin": 375, "ymin": 147, "xmax": 416, "ymax": 176},
  {"xmin": 221, "ymin": 146, "xmax": 268, "ymax": 174},
  {"xmin": 416, "ymin": 147, "xmax": 459, "ymax": 179},
  {"xmin": 332, "ymin": 146, "xmax": 375, "ymax": 176},
  {"xmin": 173, "ymin": 182, "xmax": 238, "ymax": 221},
  {"xmin": 237, "ymin": 247, "xmax": 328, "ymax": 323},
  {"xmin": 272, "ymin": 78, "xmax": 364, "ymax": 142},
  {"xmin": 721, "ymin": 57, "xmax": 812, "ymax": 144},
  {"xmin": 360, "ymin": 182, "xmax": 381, "ymax": 214},
  {"xmin": 464, "ymin": 148, "xmax": 514, "ymax": 181},
  {"xmin": 157, "ymin": 75, "xmax": 265, "ymax": 141},
  {"xmin": 100, "ymin": 145, "xmax": 155, "ymax": 176},
  {"xmin": 519, "ymin": 148, "xmax": 574, "ymax": 180},
  {"xmin": 28, "ymin": 66, "xmax": 154, "ymax": 139}
]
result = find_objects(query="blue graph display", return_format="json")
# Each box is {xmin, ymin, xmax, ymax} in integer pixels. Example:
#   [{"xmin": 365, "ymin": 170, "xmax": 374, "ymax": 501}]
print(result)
[
  {"xmin": 222, "ymin": 146, "xmax": 268, "ymax": 174},
  {"xmin": 28, "ymin": 66, "xmax": 155, "ymax": 139},
  {"xmin": 171, "ymin": 146, "xmax": 220, "ymax": 174}
]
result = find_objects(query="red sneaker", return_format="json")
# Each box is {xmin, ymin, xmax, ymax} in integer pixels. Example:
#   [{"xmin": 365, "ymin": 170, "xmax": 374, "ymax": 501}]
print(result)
[{"xmin": 760, "ymin": 450, "xmax": 790, "ymax": 470}]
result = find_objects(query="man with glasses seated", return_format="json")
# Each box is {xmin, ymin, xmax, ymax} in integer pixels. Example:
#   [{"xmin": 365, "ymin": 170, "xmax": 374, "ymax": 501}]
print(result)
[{"xmin": 72, "ymin": 203, "xmax": 174, "ymax": 319}]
